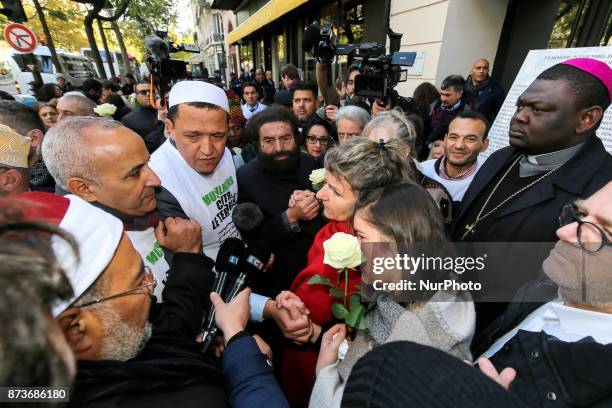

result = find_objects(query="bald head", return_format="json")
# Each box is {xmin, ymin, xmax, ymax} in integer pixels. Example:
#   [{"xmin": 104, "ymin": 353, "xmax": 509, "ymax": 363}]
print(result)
[
  {"xmin": 56, "ymin": 92, "xmax": 97, "ymax": 122},
  {"xmin": 470, "ymin": 58, "xmax": 490, "ymax": 86}
]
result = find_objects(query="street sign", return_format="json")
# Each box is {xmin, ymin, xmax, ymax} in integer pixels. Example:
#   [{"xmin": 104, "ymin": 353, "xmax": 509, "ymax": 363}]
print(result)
[
  {"xmin": 181, "ymin": 43, "xmax": 200, "ymax": 53},
  {"xmin": 4, "ymin": 23, "xmax": 37, "ymax": 53}
]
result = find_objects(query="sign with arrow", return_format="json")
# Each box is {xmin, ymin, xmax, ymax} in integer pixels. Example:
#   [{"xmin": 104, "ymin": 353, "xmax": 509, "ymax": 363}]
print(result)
[{"xmin": 4, "ymin": 22, "xmax": 38, "ymax": 53}]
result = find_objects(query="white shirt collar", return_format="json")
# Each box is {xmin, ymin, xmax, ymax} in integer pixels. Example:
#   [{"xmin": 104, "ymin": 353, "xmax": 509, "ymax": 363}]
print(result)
[{"xmin": 551, "ymin": 302, "xmax": 612, "ymax": 343}]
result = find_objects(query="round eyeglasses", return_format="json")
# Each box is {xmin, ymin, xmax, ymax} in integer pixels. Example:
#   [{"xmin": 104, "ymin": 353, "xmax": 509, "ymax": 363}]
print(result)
[{"xmin": 558, "ymin": 203, "xmax": 611, "ymax": 253}]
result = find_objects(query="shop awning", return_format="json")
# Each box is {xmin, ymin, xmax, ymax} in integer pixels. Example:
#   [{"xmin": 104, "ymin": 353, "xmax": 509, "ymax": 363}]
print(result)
[{"xmin": 227, "ymin": 0, "xmax": 309, "ymax": 44}]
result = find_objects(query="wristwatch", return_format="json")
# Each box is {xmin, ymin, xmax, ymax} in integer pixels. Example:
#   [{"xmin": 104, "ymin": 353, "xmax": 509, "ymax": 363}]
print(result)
[{"xmin": 282, "ymin": 211, "xmax": 301, "ymax": 233}]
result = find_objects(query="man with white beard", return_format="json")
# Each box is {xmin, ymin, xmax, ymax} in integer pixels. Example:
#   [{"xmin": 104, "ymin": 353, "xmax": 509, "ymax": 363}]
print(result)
[{"xmin": 19, "ymin": 192, "xmax": 288, "ymax": 407}]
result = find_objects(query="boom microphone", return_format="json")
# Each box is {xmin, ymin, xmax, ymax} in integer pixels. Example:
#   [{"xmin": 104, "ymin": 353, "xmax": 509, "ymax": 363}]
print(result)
[
  {"xmin": 145, "ymin": 35, "xmax": 170, "ymax": 60},
  {"xmin": 232, "ymin": 202, "xmax": 264, "ymax": 243},
  {"xmin": 302, "ymin": 21, "xmax": 321, "ymax": 53}
]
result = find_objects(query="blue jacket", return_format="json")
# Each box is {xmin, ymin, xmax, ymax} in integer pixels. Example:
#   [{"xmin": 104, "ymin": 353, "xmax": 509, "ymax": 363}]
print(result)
[{"xmin": 223, "ymin": 334, "xmax": 289, "ymax": 408}]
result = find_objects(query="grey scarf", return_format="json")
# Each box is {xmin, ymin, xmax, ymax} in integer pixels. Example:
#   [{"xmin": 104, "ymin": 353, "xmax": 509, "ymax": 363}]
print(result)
[{"xmin": 337, "ymin": 291, "xmax": 475, "ymax": 381}]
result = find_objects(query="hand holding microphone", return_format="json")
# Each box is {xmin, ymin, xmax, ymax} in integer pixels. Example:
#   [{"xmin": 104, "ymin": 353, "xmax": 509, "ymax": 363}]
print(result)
[
  {"xmin": 201, "ymin": 240, "xmax": 271, "ymax": 353},
  {"xmin": 201, "ymin": 237, "xmax": 244, "ymax": 350}
]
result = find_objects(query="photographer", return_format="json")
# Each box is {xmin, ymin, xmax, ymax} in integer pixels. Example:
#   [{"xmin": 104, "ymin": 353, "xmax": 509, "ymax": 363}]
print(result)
[{"xmin": 317, "ymin": 62, "xmax": 362, "ymax": 121}]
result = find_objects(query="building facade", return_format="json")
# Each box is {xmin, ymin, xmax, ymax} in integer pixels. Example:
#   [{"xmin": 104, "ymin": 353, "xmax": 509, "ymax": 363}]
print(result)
[
  {"xmin": 193, "ymin": 0, "xmax": 241, "ymax": 84},
  {"xmin": 212, "ymin": 0, "xmax": 610, "ymax": 96}
]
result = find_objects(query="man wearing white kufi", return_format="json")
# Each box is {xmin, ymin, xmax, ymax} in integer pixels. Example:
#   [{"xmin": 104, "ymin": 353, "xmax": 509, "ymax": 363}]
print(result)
[{"xmin": 150, "ymin": 81, "xmax": 241, "ymax": 261}]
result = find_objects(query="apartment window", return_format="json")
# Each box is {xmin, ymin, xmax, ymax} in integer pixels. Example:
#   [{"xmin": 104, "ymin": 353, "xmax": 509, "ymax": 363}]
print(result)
[{"xmin": 213, "ymin": 14, "xmax": 223, "ymax": 35}]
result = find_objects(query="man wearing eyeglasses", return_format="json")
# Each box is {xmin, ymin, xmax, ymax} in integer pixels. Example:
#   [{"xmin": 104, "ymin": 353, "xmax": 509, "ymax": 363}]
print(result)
[
  {"xmin": 237, "ymin": 106, "xmax": 325, "ymax": 296},
  {"xmin": 121, "ymin": 80, "xmax": 163, "ymax": 139},
  {"xmin": 477, "ymin": 182, "xmax": 612, "ymax": 407},
  {"xmin": 18, "ymin": 192, "xmax": 288, "ymax": 407},
  {"xmin": 451, "ymin": 58, "xmax": 612, "ymax": 333}
]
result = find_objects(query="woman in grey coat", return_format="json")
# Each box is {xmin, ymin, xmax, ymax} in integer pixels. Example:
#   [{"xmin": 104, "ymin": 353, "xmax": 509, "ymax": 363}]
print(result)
[{"xmin": 309, "ymin": 182, "xmax": 475, "ymax": 408}]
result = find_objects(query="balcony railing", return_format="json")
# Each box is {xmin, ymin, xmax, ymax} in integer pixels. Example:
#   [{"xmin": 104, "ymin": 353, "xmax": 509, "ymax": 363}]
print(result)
[{"xmin": 205, "ymin": 33, "xmax": 225, "ymax": 47}]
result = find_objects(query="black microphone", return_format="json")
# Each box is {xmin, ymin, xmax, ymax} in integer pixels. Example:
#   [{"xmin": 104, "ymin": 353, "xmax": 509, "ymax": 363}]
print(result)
[
  {"xmin": 225, "ymin": 240, "xmax": 272, "ymax": 302},
  {"xmin": 302, "ymin": 21, "xmax": 321, "ymax": 53},
  {"xmin": 200, "ymin": 241, "xmax": 271, "ymax": 354},
  {"xmin": 232, "ymin": 202, "xmax": 264, "ymax": 243},
  {"xmin": 201, "ymin": 238, "xmax": 244, "ymax": 339}
]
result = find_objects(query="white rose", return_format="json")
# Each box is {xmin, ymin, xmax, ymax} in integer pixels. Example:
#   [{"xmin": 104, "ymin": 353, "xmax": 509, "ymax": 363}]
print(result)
[
  {"xmin": 94, "ymin": 103, "xmax": 117, "ymax": 117},
  {"xmin": 309, "ymin": 168, "xmax": 326, "ymax": 185},
  {"xmin": 323, "ymin": 232, "xmax": 362, "ymax": 269}
]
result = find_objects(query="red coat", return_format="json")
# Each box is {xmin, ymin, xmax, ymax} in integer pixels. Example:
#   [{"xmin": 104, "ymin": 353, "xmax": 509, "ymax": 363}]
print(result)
[{"xmin": 281, "ymin": 220, "xmax": 361, "ymax": 406}]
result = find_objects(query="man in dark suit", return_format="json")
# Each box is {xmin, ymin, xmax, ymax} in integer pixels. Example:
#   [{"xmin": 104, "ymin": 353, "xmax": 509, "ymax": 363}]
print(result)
[
  {"xmin": 237, "ymin": 106, "xmax": 324, "ymax": 296},
  {"xmin": 452, "ymin": 58, "xmax": 612, "ymax": 332}
]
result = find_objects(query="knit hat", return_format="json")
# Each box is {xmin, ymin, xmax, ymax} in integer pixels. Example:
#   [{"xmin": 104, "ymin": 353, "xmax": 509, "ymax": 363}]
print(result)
[
  {"xmin": 342, "ymin": 341, "xmax": 525, "ymax": 408},
  {"xmin": 0, "ymin": 124, "xmax": 31, "ymax": 168},
  {"xmin": 561, "ymin": 58, "xmax": 612, "ymax": 101},
  {"xmin": 168, "ymin": 80, "xmax": 229, "ymax": 113},
  {"xmin": 18, "ymin": 192, "xmax": 124, "ymax": 316},
  {"xmin": 226, "ymin": 89, "xmax": 246, "ymax": 126}
]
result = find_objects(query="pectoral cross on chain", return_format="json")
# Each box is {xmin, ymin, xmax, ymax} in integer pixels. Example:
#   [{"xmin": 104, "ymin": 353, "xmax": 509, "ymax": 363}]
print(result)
[{"xmin": 461, "ymin": 223, "xmax": 476, "ymax": 240}]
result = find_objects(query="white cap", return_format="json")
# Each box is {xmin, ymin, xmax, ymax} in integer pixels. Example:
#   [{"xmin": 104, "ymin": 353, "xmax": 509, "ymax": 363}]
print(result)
[
  {"xmin": 168, "ymin": 80, "xmax": 229, "ymax": 113},
  {"xmin": 18, "ymin": 192, "xmax": 125, "ymax": 316}
]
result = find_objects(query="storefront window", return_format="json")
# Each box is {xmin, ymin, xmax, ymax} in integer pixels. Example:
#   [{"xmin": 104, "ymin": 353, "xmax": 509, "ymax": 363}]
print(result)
[
  {"xmin": 601, "ymin": 12, "xmax": 612, "ymax": 46},
  {"xmin": 548, "ymin": 0, "xmax": 612, "ymax": 48},
  {"xmin": 240, "ymin": 42, "xmax": 253, "ymax": 72},
  {"xmin": 258, "ymin": 40, "xmax": 265, "ymax": 69},
  {"xmin": 277, "ymin": 35, "xmax": 285, "ymax": 64}
]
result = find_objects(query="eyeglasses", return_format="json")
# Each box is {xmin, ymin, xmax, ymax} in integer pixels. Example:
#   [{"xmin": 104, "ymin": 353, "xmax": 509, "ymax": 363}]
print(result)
[
  {"xmin": 558, "ymin": 203, "xmax": 611, "ymax": 253},
  {"xmin": 77, "ymin": 266, "xmax": 157, "ymax": 308},
  {"xmin": 306, "ymin": 135, "xmax": 331, "ymax": 145},
  {"xmin": 261, "ymin": 135, "xmax": 293, "ymax": 147},
  {"xmin": 136, "ymin": 90, "xmax": 151, "ymax": 96}
]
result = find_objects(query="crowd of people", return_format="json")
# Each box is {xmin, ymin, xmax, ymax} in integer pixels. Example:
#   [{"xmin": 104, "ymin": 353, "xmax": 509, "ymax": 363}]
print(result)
[{"xmin": 0, "ymin": 54, "xmax": 611, "ymax": 408}]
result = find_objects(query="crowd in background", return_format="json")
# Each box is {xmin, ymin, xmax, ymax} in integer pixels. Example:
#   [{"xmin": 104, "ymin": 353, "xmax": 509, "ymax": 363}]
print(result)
[{"xmin": 0, "ymin": 52, "xmax": 611, "ymax": 408}]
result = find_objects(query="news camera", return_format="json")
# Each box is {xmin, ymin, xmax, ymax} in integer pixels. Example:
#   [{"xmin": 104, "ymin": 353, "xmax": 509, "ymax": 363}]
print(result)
[
  {"xmin": 144, "ymin": 30, "xmax": 201, "ymax": 105},
  {"xmin": 303, "ymin": 22, "xmax": 416, "ymax": 107}
]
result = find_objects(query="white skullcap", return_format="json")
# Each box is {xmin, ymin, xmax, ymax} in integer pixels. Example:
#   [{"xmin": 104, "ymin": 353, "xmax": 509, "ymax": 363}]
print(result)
[
  {"xmin": 18, "ymin": 192, "xmax": 125, "ymax": 316},
  {"xmin": 168, "ymin": 80, "xmax": 229, "ymax": 113}
]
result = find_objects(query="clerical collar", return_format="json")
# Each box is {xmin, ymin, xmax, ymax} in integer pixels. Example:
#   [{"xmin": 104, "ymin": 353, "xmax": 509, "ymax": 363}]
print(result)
[{"xmin": 519, "ymin": 140, "xmax": 586, "ymax": 177}]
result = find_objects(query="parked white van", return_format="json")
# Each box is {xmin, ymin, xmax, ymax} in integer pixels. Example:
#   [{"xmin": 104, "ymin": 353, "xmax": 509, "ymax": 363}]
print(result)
[{"xmin": 6, "ymin": 46, "xmax": 96, "ymax": 95}]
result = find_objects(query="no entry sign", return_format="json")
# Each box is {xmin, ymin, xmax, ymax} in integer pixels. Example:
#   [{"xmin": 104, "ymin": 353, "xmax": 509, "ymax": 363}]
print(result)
[{"xmin": 4, "ymin": 23, "xmax": 38, "ymax": 53}]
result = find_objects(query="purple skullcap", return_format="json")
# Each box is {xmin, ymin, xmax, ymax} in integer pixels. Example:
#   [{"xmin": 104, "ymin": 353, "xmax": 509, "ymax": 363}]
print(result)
[{"xmin": 561, "ymin": 58, "xmax": 612, "ymax": 101}]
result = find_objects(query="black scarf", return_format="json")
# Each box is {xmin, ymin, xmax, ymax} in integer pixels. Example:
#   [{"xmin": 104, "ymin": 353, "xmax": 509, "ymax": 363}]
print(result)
[{"xmin": 73, "ymin": 335, "xmax": 226, "ymax": 406}]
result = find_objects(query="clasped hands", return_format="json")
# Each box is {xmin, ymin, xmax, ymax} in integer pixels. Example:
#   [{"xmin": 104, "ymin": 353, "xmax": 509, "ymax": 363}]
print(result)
[
  {"xmin": 264, "ymin": 290, "xmax": 321, "ymax": 345},
  {"xmin": 286, "ymin": 190, "xmax": 319, "ymax": 224}
]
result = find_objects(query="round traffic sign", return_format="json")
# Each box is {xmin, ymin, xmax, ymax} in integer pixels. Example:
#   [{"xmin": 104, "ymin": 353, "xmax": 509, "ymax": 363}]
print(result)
[{"xmin": 4, "ymin": 23, "xmax": 38, "ymax": 53}]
